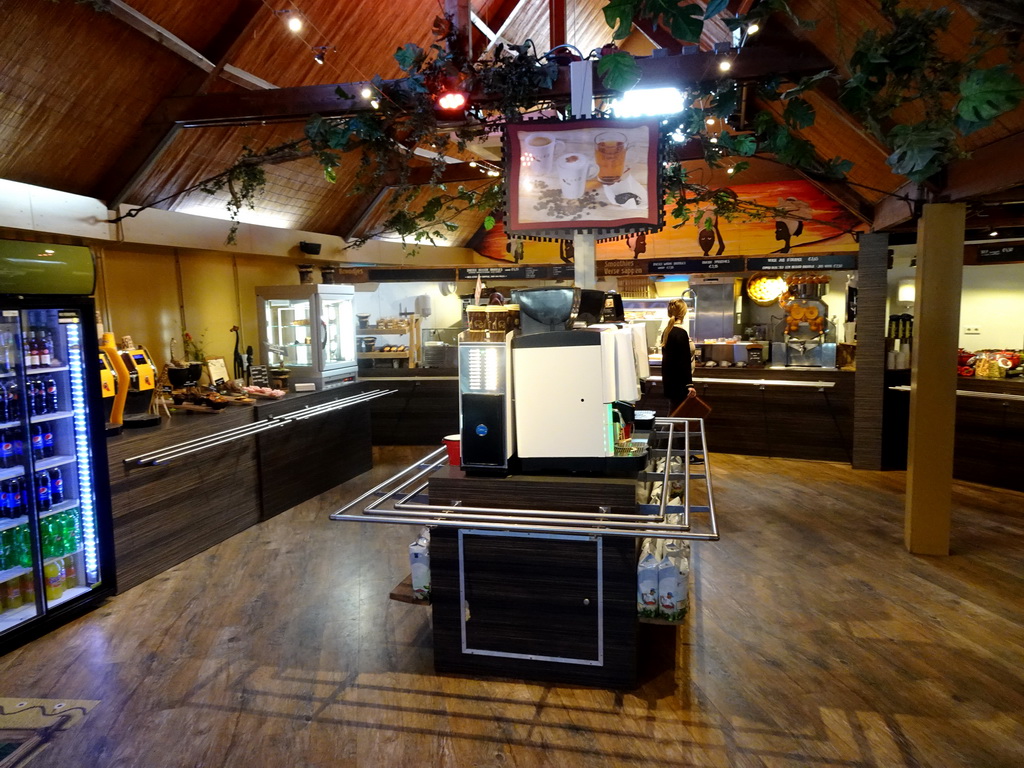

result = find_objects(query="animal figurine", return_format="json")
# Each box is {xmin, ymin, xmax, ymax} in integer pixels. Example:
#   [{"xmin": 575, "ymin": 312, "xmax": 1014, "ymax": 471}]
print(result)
[{"xmin": 230, "ymin": 325, "xmax": 244, "ymax": 380}]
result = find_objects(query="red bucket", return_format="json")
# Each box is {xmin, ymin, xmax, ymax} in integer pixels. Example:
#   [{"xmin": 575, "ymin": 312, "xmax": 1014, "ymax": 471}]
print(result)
[{"xmin": 443, "ymin": 434, "xmax": 461, "ymax": 465}]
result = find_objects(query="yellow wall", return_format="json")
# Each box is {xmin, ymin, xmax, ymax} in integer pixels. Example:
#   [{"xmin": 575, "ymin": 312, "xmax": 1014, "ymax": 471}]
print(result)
[{"xmin": 96, "ymin": 245, "xmax": 305, "ymax": 371}]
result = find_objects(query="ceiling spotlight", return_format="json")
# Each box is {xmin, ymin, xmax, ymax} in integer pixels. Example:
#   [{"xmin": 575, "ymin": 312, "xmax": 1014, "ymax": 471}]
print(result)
[
  {"xmin": 705, "ymin": 117, "xmax": 715, "ymax": 125},
  {"xmin": 718, "ymin": 59, "xmax": 732, "ymax": 73},
  {"xmin": 988, "ymin": 227, "xmax": 1000, "ymax": 237},
  {"xmin": 437, "ymin": 90, "xmax": 468, "ymax": 111},
  {"xmin": 275, "ymin": 10, "xmax": 302, "ymax": 32},
  {"xmin": 360, "ymin": 87, "xmax": 372, "ymax": 99},
  {"xmin": 469, "ymin": 161, "xmax": 477, "ymax": 167},
  {"xmin": 370, "ymin": 99, "xmax": 380, "ymax": 109},
  {"xmin": 709, "ymin": 137, "xmax": 719, "ymax": 144},
  {"xmin": 747, "ymin": 23, "xmax": 760, "ymax": 35},
  {"xmin": 726, "ymin": 166, "xmax": 735, "ymax": 174},
  {"xmin": 313, "ymin": 46, "xmax": 328, "ymax": 65}
]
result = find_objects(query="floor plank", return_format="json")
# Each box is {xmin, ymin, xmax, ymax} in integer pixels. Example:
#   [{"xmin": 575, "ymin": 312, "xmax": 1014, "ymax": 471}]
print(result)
[{"xmin": 1, "ymin": 447, "xmax": 1022, "ymax": 767}]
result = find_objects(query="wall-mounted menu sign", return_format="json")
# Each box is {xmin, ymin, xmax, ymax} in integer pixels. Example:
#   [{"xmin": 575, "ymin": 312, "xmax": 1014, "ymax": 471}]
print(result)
[
  {"xmin": 366, "ymin": 268, "xmax": 458, "ymax": 282},
  {"xmin": 600, "ymin": 260, "xmax": 648, "ymax": 276},
  {"xmin": 746, "ymin": 253, "xmax": 857, "ymax": 271},
  {"xmin": 249, "ymin": 365, "xmax": 269, "ymax": 387},
  {"xmin": 648, "ymin": 257, "xmax": 745, "ymax": 274},
  {"xmin": 976, "ymin": 244, "xmax": 1024, "ymax": 263},
  {"xmin": 458, "ymin": 264, "xmax": 576, "ymax": 280}
]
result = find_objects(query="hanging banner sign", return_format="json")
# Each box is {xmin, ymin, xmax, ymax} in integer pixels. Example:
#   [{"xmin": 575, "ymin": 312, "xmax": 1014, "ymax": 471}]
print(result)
[
  {"xmin": 548, "ymin": 265, "xmax": 575, "ymax": 279},
  {"xmin": 647, "ymin": 257, "xmax": 745, "ymax": 275},
  {"xmin": 746, "ymin": 253, "xmax": 857, "ymax": 271}
]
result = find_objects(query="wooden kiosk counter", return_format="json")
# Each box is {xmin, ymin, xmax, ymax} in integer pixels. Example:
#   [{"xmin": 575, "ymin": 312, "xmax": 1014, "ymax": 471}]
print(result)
[{"xmin": 105, "ymin": 386, "xmax": 375, "ymax": 592}]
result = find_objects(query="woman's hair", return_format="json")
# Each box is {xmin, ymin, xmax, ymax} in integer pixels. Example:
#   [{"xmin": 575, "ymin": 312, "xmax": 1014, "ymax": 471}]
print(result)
[{"xmin": 661, "ymin": 298, "xmax": 688, "ymax": 345}]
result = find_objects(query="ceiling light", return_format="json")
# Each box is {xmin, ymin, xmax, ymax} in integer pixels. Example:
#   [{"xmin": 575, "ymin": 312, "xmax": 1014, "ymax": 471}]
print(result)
[
  {"xmin": 709, "ymin": 137, "xmax": 718, "ymax": 144},
  {"xmin": 705, "ymin": 117, "xmax": 715, "ymax": 125},
  {"xmin": 726, "ymin": 166, "xmax": 735, "ymax": 174},
  {"xmin": 469, "ymin": 161, "xmax": 477, "ymax": 167},
  {"xmin": 988, "ymin": 228, "xmax": 1000, "ymax": 237},
  {"xmin": 288, "ymin": 16, "xmax": 302, "ymax": 32},
  {"xmin": 718, "ymin": 60, "xmax": 732, "ymax": 73},
  {"xmin": 370, "ymin": 99, "xmax": 380, "ymax": 109},
  {"xmin": 747, "ymin": 23, "xmax": 760, "ymax": 35},
  {"xmin": 612, "ymin": 87, "xmax": 686, "ymax": 118},
  {"xmin": 313, "ymin": 46, "xmax": 328, "ymax": 65},
  {"xmin": 438, "ymin": 91, "xmax": 467, "ymax": 111},
  {"xmin": 360, "ymin": 87, "xmax": 372, "ymax": 99}
]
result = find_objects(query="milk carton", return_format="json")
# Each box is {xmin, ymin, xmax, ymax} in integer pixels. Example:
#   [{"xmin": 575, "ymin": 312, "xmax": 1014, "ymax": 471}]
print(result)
[
  {"xmin": 637, "ymin": 545, "xmax": 660, "ymax": 618},
  {"xmin": 409, "ymin": 535, "xmax": 430, "ymax": 600}
]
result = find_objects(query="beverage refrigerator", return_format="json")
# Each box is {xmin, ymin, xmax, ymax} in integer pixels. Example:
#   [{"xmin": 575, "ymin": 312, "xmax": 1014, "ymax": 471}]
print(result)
[{"xmin": 1, "ymin": 242, "xmax": 115, "ymax": 653}]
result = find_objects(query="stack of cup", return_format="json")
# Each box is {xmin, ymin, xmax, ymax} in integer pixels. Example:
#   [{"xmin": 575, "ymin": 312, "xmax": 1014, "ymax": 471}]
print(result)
[
  {"xmin": 486, "ymin": 305, "xmax": 508, "ymax": 337},
  {"xmin": 465, "ymin": 305, "xmax": 487, "ymax": 340}
]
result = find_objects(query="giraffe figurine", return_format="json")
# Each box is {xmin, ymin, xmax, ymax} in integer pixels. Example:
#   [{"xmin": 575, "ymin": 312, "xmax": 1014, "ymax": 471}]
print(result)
[{"xmin": 230, "ymin": 325, "xmax": 244, "ymax": 380}]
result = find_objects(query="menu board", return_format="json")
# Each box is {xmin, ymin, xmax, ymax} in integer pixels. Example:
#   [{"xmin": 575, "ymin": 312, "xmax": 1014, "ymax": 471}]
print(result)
[
  {"xmin": 746, "ymin": 253, "xmax": 857, "ymax": 271},
  {"xmin": 600, "ymin": 260, "xmax": 648, "ymax": 276},
  {"xmin": 648, "ymin": 258, "xmax": 745, "ymax": 274},
  {"xmin": 249, "ymin": 365, "xmax": 269, "ymax": 387},
  {"xmin": 457, "ymin": 265, "xmax": 576, "ymax": 280},
  {"xmin": 976, "ymin": 244, "xmax": 1024, "ymax": 263}
]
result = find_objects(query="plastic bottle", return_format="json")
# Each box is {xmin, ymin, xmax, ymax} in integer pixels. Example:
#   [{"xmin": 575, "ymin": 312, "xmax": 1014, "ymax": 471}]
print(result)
[
  {"xmin": 45, "ymin": 378, "xmax": 58, "ymax": 413},
  {"xmin": 42, "ymin": 422, "xmax": 54, "ymax": 458},
  {"xmin": 0, "ymin": 381, "xmax": 7, "ymax": 422},
  {"xmin": 0, "ymin": 430, "xmax": 14, "ymax": 469},
  {"xmin": 15, "ymin": 524, "xmax": 32, "ymax": 567},
  {"xmin": 1, "ymin": 577, "xmax": 22, "ymax": 609},
  {"xmin": 62, "ymin": 508, "xmax": 77, "ymax": 553},
  {"xmin": 63, "ymin": 555, "xmax": 77, "ymax": 589},
  {"xmin": 31, "ymin": 423, "xmax": 45, "ymax": 460},
  {"xmin": 48, "ymin": 467, "xmax": 63, "ymax": 505},
  {"xmin": 38, "ymin": 332, "xmax": 52, "ymax": 367},
  {"xmin": 0, "ymin": 528, "xmax": 12, "ymax": 568},
  {"xmin": 20, "ymin": 572, "xmax": 36, "ymax": 605},
  {"xmin": 43, "ymin": 560, "xmax": 64, "ymax": 602},
  {"xmin": 24, "ymin": 331, "xmax": 38, "ymax": 368},
  {"xmin": 36, "ymin": 472, "xmax": 51, "ymax": 514}
]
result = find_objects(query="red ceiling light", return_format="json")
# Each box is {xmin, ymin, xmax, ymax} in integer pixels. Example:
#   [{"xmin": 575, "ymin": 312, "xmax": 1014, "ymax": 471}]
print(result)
[{"xmin": 437, "ymin": 90, "xmax": 467, "ymax": 111}]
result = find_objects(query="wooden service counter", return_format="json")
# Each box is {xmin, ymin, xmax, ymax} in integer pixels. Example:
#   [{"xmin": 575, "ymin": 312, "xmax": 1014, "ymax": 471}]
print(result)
[
  {"xmin": 640, "ymin": 366, "xmax": 854, "ymax": 463},
  {"xmin": 426, "ymin": 467, "xmax": 640, "ymax": 688},
  {"xmin": 106, "ymin": 387, "xmax": 372, "ymax": 592},
  {"xmin": 884, "ymin": 373, "xmax": 1024, "ymax": 492},
  {"xmin": 355, "ymin": 369, "xmax": 458, "ymax": 445}
]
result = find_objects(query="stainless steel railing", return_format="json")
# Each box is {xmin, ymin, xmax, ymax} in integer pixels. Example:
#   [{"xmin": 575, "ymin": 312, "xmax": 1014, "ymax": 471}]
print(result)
[
  {"xmin": 124, "ymin": 388, "xmax": 395, "ymax": 466},
  {"xmin": 330, "ymin": 417, "xmax": 719, "ymax": 541}
]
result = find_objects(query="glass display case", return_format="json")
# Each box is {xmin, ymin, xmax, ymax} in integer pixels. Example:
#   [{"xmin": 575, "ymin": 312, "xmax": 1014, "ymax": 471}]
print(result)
[{"xmin": 255, "ymin": 284, "xmax": 358, "ymax": 390}]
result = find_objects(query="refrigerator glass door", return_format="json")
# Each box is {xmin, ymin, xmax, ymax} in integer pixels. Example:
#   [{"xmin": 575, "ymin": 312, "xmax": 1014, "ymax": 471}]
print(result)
[
  {"xmin": 319, "ymin": 295, "xmax": 356, "ymax": 369},
  {"xmin": 264, "ymin": 297, "xmax": 313, "ymax": 369},
  {"xmin": 1, "ymin": 311, "xmax": 40, "ymax": 632}
]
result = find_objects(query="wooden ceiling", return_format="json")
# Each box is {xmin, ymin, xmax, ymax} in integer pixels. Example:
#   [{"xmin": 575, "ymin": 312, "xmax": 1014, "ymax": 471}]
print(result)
[{"xmin": 2, "ymin": 0, "xmax": 1024, "ymax": 252}]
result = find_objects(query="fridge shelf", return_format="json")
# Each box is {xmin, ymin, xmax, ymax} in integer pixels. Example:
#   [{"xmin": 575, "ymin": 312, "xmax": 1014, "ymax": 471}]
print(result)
[
  {"xmin": 0, "ymin": 602, "xmax": 39, "ymax": 633},
  {"xmin": 0, "ymin": 515, "xmax": 29, "ymax": 533},
  {"xmin": 24, "ymin": 364, "xmax": 69, "ymax": 374},
  {"xmin": 46, "ymin": 585, "xmax": 91, "ymax": 609},
  {"xmin": 0, "ymin": 465, "xmax": 25, "ymax": 482},
  {"xmin": 32, "ymin": 454, "xmax": 76, "ymax": 471},
  {"xmin": 41, "ymin": 500, "xmax": 78, "ymax": 519},
  {"xmin": 29, "ymin": 410, "xmax": 73, "ymax": 424},
  {"xmin": 43, "ymin": 548, "xmax": 82, "ymax": 566},
  {"xmin": 0, "ymin": 564, "xmax": 30, "ymax": 583}
]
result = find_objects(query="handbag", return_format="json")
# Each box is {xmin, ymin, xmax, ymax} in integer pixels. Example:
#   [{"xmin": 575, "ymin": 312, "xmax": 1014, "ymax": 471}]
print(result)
[{"xmin": 670, "ymin": 392, "xmax": 712, "ymax": 419}]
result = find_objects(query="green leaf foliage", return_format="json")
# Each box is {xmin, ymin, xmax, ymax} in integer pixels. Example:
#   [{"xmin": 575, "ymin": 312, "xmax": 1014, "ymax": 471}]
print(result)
[
  {"xmin": 669, "ymin": 5, "xmax": 704, "ymax": 43},
  {"xmin": 704, "ymin": 0, "xmax": 728, "ymax": 20},
  {"xmin": 782, "ymin": 98, "xmax": 816, "ymax": 130},
  {"xmin": 596, "ymin": 52, "xmax": 643, "ymax": 92},
  {"xmin": 885, "ymin": 123, "xmax": 953, "ymax": 182},
  {"xmin": 484, "ymin": 215, "xmax": 496, "ymax": 231},
  {"xmin": 958, "ymin": 66, "xmax": 1024, "ymax": 127},
  {"xmin": 603, "ymin": 0, "xmax": 635, "ymax": 40}
]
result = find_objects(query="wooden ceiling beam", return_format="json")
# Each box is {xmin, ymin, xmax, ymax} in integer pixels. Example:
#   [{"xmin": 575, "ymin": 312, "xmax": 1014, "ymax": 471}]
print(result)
[
  {"xmin": 170, "ymin": 45, "xmax": 833, "ymax": 128},
  {"xmin": 871, "ymin": 131, "xmax": 1024, "ymax": 231},
  {"xmin": 94, "ymin": 0, "xmax": 266, "ymax": 207}
]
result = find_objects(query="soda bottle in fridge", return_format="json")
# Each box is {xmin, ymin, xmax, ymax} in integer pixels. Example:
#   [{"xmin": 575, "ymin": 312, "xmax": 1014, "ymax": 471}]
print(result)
[{"xmin": 48, "ymin": 467, "xmax": 63, "ymax": 504}]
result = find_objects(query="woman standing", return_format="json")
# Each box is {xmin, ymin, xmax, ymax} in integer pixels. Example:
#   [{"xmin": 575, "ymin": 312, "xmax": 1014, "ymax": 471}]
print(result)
[{"xmin": 661, "ymin": 298, "xmax": 696, "ymax": 414}]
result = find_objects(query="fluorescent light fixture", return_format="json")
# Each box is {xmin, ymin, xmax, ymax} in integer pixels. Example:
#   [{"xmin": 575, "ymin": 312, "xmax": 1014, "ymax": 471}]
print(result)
[{"xmin": 613, "ymin": 87, "xmax": 686, "ymax": 118}]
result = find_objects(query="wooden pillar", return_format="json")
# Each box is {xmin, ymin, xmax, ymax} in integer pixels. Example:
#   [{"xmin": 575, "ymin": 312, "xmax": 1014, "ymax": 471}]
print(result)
[
  {"xmin": 905, "ymin": 203, "xmax": 966, "ymax": 555},
  {"xmin": 852, "ymin": 233, "xmax": 889, "ymax": 469},
  {"xmin": 549, "ymin": 0, "xmax": 566, "ymax": 50}
]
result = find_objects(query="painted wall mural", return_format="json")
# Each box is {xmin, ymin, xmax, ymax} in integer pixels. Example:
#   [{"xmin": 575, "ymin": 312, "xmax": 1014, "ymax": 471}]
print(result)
[{"xmin": 474, "ymin": 179, "xmax": 863, "ymax": 263}]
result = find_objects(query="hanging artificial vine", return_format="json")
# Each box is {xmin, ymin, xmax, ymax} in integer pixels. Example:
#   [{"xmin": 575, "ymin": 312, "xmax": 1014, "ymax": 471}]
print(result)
[{"xmin": 100, "ymin": 0, "xmax": 1024, "ymax": 248}]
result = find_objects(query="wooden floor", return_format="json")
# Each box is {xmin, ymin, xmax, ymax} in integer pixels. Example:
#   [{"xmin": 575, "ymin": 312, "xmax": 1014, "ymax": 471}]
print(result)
[{"xmin": 2, "ymin": 447, "xmax": 1023, "ymax": 767}]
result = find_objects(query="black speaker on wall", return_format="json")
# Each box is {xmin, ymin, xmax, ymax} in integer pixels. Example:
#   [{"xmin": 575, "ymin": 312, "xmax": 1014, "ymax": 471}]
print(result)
[{"xmin": 299, "ymin": 241, "xmax": 322, "ymax": 255}]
